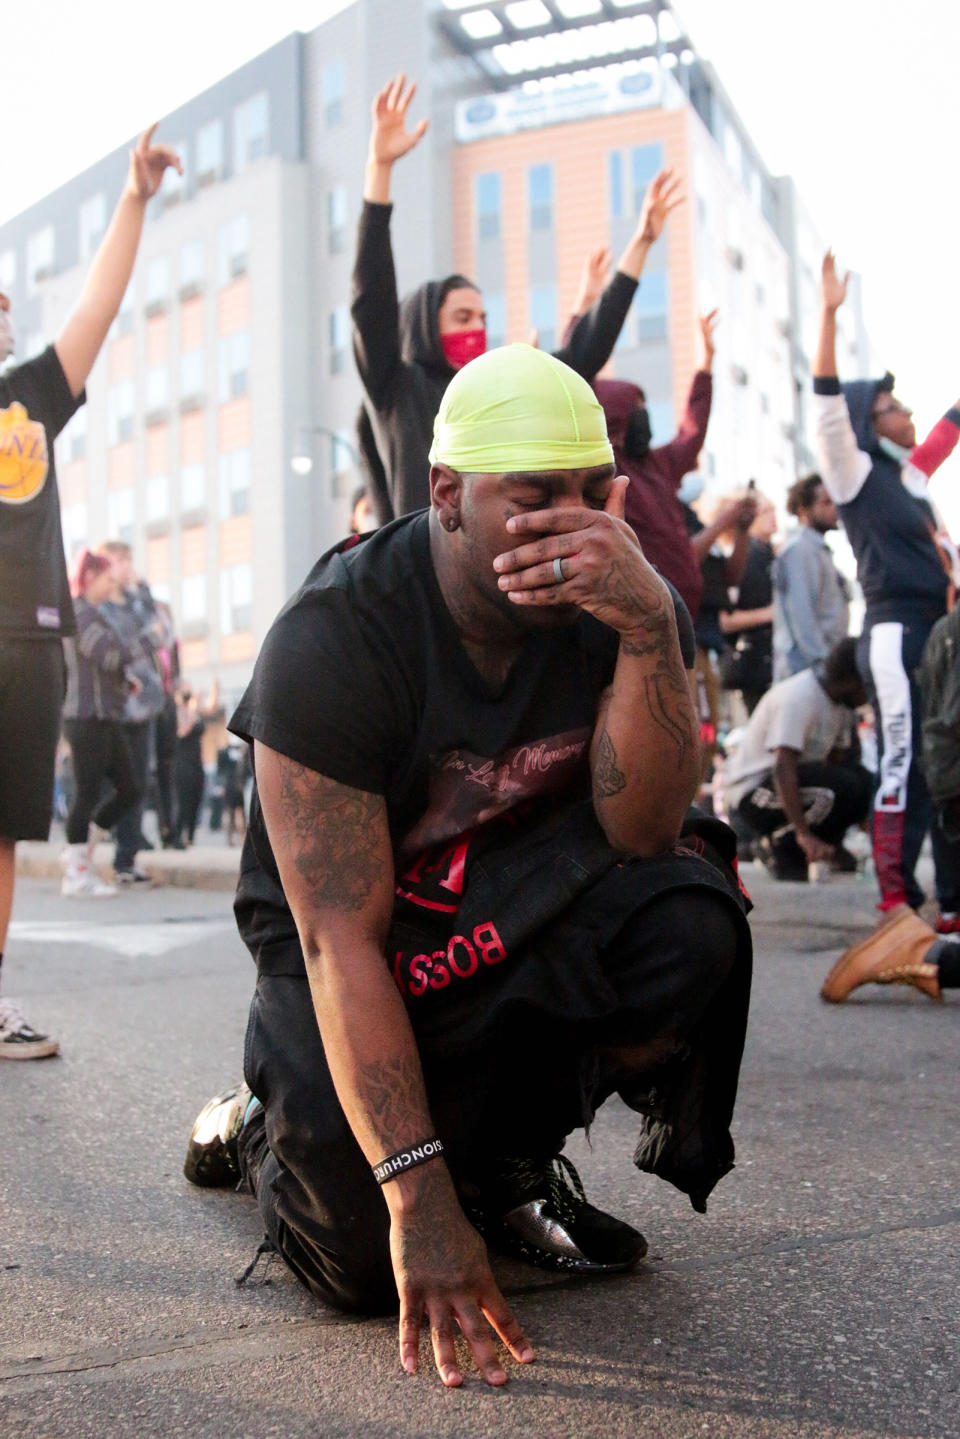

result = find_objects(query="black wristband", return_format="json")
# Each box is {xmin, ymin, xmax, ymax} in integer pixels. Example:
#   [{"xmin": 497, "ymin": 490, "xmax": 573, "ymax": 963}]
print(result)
[{"xmin": 372, "ymin": 1138, "xmax": 444, "ymax": 1186}]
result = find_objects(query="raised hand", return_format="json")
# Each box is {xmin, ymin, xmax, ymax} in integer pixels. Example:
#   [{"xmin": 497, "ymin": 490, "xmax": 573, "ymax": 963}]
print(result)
[
  {"xmin": 368, "ymin": 73, "xmax": 429, "ymax": 168},
  {"xmin": 636, "ymin": 168, "xmax": 684, "ymax": 246},
  {"xmin": 573, "ymin": 245, "xmax": 613, "ymax": 315},
  {"xmin": 699, "ymin": 309, "xmax": 718, "ymax": 370},
  {"xmin": 821, "ymin": 251, "xmax": 849, "ymax": 313},
  {"xmin": 126, "ymin": 124, "xmax": 181, "ymax": 202}
]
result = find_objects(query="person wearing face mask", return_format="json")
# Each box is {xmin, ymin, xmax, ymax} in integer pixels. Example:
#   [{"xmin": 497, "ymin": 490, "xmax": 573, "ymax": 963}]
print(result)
[
  {"xmin": 591, "ymin": 312, "xmax": 718, "ymax": 622},
  {"xmin": 814, "ymin": 251, "xmax": 960, "ymax": 926},
  {"xmin": 0, "ymin": 126, "xmax": 180, "ymax": 1061},
  {"xmin": 353, "ymin": 74, "xmax": 682, "ymax": 524}
]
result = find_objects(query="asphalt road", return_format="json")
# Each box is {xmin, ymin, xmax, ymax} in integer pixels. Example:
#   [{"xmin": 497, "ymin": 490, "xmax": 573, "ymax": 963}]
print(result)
[{"xmin": 1, "ymin": 867, "xmax": 958, "ymax": 1439}]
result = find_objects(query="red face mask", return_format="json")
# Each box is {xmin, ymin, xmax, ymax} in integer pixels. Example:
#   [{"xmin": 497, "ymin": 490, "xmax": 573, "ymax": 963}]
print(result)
[{"xmin": 441, "ymin": 328, "xmax": 487, "ymax": 371}]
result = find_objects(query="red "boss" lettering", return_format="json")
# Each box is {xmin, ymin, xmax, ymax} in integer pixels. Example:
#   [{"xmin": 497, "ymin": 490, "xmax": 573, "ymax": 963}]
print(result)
[{"xmin": 394, "ymin": 921, "xmax": 507, "ymax": 998}]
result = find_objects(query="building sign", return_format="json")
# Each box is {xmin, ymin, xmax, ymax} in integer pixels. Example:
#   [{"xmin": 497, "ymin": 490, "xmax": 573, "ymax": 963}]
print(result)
[{"xmin": 456, "ymin": 69, "xmax": 663, "ymax": 143}]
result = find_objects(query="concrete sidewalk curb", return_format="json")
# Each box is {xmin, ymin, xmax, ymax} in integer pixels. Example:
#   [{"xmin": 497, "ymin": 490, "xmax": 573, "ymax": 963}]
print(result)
[{"xmin": 16, "ymin": 841, "xmax": 240, "ymax": 893}]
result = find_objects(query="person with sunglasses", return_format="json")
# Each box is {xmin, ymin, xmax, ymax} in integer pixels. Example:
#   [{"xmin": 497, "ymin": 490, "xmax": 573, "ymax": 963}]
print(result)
[{"xmin": 812, "ymin": 252, "xmax": 960, "ymax": 927}]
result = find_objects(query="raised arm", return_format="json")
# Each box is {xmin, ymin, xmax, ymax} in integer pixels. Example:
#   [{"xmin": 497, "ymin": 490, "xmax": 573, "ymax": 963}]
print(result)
[
  {"xmin": 55, "ymin": 126, "xmax": 180, "ymax": 399},
  {"xmin": 556, "ymin": 169, "xmax": 684, "ymax": 380},
  {"xmin": 812, "ymin": 252, "xmax": 871, "ymax": 503},
  {"xmin": 657, "ymin": 312, "xmax": 716, "ymax": 480},
  {"xmin": 254, "ymin": 744, "xmax": 532, "ymax": 1389},
  {"xmin": 352, "ymin": 75, "xmax": 428, "ymax": 410},
  {"xmin": 493, "ymin": 480, "xmax": 699, "ymax": 855}
]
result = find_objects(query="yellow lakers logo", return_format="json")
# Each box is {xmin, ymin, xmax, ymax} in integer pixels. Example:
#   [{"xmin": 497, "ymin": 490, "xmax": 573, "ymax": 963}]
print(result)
[{"xmin": 0, "ymin": 402, "xmax": 49, "ymax": 505}]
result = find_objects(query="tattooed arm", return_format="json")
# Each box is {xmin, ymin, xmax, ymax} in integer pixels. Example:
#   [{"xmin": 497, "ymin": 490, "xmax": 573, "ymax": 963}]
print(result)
[
  {"xmin": 493, "ymin": 478, "xmax": 700, "ymax": 855},
  {"xmin": 254, "ymin": 743, "xmax": 532, "ymax": 1388}
]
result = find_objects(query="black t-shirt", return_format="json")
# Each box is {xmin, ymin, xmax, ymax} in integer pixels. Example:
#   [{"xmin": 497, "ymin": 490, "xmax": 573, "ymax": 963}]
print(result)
[
  {"xmin": 230, "ymin": 512, "xmax": 694, "ymax": 961},
  {"xmin": 0, "ymin": 346, "xmax": 83, "ymax": 638}
]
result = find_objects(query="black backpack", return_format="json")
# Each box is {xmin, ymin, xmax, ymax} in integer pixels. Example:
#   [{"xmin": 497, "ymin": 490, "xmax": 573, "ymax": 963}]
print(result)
[{"xmin": 920, "ymin": 608, "xmax": 960, "ymax": 840}]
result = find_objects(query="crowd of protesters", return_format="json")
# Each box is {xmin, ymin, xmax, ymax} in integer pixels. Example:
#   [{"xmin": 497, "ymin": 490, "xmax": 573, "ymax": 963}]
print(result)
[{"xmin": 2, "ymin": 77, "xmax": 960, "ymax": 1391}]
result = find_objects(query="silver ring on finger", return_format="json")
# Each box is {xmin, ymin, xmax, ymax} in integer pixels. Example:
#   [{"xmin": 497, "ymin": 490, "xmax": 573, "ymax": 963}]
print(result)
[{"xmin": 553, "ymin": 556, "xmax": 566, "ymax": 584}]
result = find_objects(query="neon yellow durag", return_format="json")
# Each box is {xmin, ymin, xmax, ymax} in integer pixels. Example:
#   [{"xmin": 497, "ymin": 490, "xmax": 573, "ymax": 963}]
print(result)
[{"xmin": 428, "ymin": 343, "xmax": 613, "ymax": 473}]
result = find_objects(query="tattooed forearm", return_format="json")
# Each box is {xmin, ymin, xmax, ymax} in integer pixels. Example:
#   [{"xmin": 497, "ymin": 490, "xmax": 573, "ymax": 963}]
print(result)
[
  {"xmin": 619, "ymin": 593, "xmax": 677, "ymax": 658},
  {"xmin": 356, "ymin": 1052, "xmax": 432, "ymax": 1148},
  {"xmin": 276, "ymin": 755, "xmax": 385, "ymax": 911},
  {"xmin": 644, "ymin": 659, "xmax": 697, "ymax": 768},
  {"xmin": 592, "ymin": 727, "xmax": 627, "ymax": 799}
]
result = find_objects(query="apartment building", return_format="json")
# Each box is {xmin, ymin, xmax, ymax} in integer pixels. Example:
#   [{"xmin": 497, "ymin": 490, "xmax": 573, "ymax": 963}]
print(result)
[{"xmin": 0, "ymin": 0, "xmax": 876, "ymax": 697}]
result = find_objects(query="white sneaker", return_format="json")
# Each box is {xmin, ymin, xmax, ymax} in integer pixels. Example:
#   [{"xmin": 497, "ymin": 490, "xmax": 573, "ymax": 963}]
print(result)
[
  {"xmin": 0, "ymin": 997, "xmax": 60, "ymax": 1060},
  {"xmin": 62, "ymin": 870, "xmax": 117, "ymax": 898}
]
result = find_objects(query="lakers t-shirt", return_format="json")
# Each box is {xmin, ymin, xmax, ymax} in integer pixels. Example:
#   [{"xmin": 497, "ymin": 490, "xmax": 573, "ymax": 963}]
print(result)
[{"xmin": 0, "ymin": 346, "xmax": 84, "ymax": 638}]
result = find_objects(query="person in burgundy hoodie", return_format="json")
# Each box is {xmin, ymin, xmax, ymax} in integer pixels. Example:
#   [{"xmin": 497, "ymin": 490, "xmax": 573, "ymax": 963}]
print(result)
[{"xmin": 591, "ymin": 312, "xmax": 717, "ymax": 622}]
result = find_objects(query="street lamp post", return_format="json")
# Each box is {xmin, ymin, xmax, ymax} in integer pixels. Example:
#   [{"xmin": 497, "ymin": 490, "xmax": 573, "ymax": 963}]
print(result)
[{"xmin": 291, "ymin": 423, "xmax": 360, "ymax": 482}]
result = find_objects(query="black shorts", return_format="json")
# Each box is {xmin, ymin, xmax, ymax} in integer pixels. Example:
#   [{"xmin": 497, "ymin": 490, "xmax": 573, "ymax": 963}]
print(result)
[{"xmin": 0, "ymin": 636, "xmax": 65, "ymax": 841}]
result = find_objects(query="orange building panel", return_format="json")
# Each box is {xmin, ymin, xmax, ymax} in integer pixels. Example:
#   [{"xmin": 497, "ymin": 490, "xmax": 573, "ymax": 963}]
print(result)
[
  {"xmin": 218, "ymin": 397, "xmax": 251, "ymax": 452},
  {"xmin": 219, "ymin": 515, "xmax": 253, "ymax": 568},
  {"xmin": 181, "ymin": 638, "xmax": 208, "ymax": 671},
  {"xmin": 146, "ymin": 424, "xmax": 170, "ymax": 477},
  {"xmin": 180, "ymin": 411, "xmax": 205, "ymax": 465},
  {"xmin": 146, "ymin": 534, "xmax": 170, "ymax": 584},
  {"xmin": 451, "ymin": 107, "xmax": 698, "ymax": 419},
  {"xmin": 146, "ymin": 313, "xmax": 170, "ymax": 366},
  {"xmin": 59, "ymin": 459, "xmax": 87, "ymax": 505},
  {"xmin": 221, "ymin": 632, "xmax": 254, "ymax": 664},
  {"xmin": 217, "ymin": 277, "xmax": 250, "ymax": 336},
  {"xmin": 108, "ymin": 333, "xmax": 136, "ymax": 384},
  {"xmin": 180, "ymin": 295, "xmax": 205, "ymax": 353},
  {"xmin": 107, "ymin": 442, "xmax": 135, "ymax": 491},
  {"xmin": 181, "ymin": 526, "xmax": 206, "ymax": 576}
]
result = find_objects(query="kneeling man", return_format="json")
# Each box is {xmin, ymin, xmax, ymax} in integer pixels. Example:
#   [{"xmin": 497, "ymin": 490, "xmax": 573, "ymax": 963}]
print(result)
[{"xmin": 185, "ymin": 346, "xmax": 752, "ymax": 1388}]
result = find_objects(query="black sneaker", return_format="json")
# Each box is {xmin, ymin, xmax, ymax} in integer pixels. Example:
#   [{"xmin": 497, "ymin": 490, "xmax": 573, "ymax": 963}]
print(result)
[
  {"xmin": 115, "ymin": 867, "xmax": 154, "ymax": 887},
  {"xmin": 756, "ymin": 835, "xmax": 809, "ymax": 883},
  {"xmin": 183, "ymin": 1083, "xmax": 255, "ymax": 1187},
  {"xmin": 467, "ymin": 1154, "xmax": 647, "ymax": 1274}
]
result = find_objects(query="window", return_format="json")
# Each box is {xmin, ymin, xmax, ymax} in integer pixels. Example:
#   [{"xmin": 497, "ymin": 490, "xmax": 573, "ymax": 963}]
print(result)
[
  {"xmin": 329, "ymin": 307, "xmax": 349, "ymax": 375},
  {"xmin": 146, "ymin": 366, "xmax": 169, "ymax": 415},
  {"xmin": 110, "ymin": 285, "xmax": 134, "ymax": 339},
  {"xmin": 107, "ymin": 380, "xmax": 135, "ymax": 445},
  {"xmin": 180, "ymin": 238, "xmax": 204, "ymax": 295},
  {"xmin": 196, "ymin": 119, "xmax": 224, "ymax": 184},
  {"xmin": 107, "ymin": 488, "xmax": 135, "ymax": 544},
  {"xmin": 219, "ymin": 449, "xmax": 251, "ymax": 518},
  {"xmin": 630, "ymin": 142, "xmax": 664, "ymax": 213},
  {"xmin": 64, "ymin": 406, "xmax": 87, "ymax": 463},
  {"xmin": 485, "ymin": 292, "xmax": 506, "ymax": 349},
  {"xmin": 145, "ymin": 255, "xmax": 169, "ymax": 312},
  {"xmin": 233, "ymin": 92, "xmax": 269, "ymax": 171},
  {"xmin": 609, "ymin": 150, "xmax": 624, "ymax": 219},
  {"xmin": 180, "ymin": 462, "xmax": 206, "ymax": 512},
  {"xmin": 147, "ymin": 473, "xmax": 170, "ymax": 522},
  {"xmin": 327, "ymin": 186, "xmax": 348, "ymax": 255},
  {"xmin": 160, "ymin": 142, "xmax": 187, "ymax": 205},
  {"xmin": 529, "ymin": 284, "xmax": 556, "ymax": 353},
  {"xmin": 78, "ymin": 193, "xmax": 105, "ymax": 263},
  {"xmin": 27, "ymin": 226, "xmax": 55, "ymax": 294},
  {"xmin": 182, "ymin": 573, "xmax": 207, "ymax": 622},
  {"xmin": 528, "ymin": 163, "xmax": 553, "ymax": 231},
  {"xmin": 218, "ymin": 331, "xmax": 249, "ymax": 401},
  {"xmin": 323, "ymin": 58, "xmax": 346, "ymax": 127},
  {"xmin": 328, "ymin": 431, "xmax": 353, "ymax": 498},
  {"xmin": 476, "ymin": 172, "xmax": 502, "ymax": 242},
  {"xmin": 635, "ymin": 270, "xmax": 668, "ymax": 343},
  {"xmin": 220, "ymin": 564, "xmax": 252, "ymax": 634},
  {"xmin": 0, "ymin": 249, "xmax": 16, "ymax": 293},
  {"xmin": 218, "ymin": 215, "xmax": 249, "ymax": 285},
  {"xmin": 61, "ymin": 501, "xmax": 88, "ymax": 558},
  {"xmin": 180, "ymin": 350, "xmax": 205, "ymax": 402}
]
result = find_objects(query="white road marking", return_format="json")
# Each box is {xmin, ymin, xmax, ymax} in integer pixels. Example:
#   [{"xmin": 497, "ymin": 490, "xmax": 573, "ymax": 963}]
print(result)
[{"xmin": 8, "ymin": 920, "xmax": 233, "ymax": 958}]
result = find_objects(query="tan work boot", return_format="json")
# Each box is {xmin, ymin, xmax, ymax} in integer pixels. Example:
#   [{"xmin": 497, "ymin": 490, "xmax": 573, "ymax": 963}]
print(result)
[{"xmin": 821, "ymin": 905, "xmax": 942, "ymax": 1003}]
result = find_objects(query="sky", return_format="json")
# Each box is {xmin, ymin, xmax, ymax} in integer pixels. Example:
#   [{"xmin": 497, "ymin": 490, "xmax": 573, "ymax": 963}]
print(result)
[{"xmin": 5, "ymin": 0, "xmax": 960, "ymax": 524}]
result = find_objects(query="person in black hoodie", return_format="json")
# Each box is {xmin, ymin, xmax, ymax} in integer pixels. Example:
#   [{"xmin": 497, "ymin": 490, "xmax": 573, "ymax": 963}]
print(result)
[
  {"xmin": 813, "ymin": 251, "xmax": 960, "ymax": 923},
  {"xmin": 352, "ymin": 73, "xmax": 682, "ymax": 522}
]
